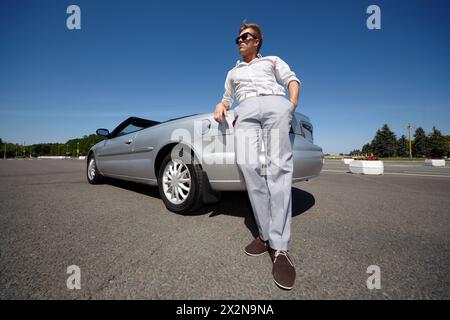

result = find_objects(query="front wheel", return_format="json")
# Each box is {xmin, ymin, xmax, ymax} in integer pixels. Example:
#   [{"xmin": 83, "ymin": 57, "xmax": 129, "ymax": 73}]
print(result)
[
  {"xmin": 157, "ymin": 149, "xmax": 203, "ymax": 213},
  {"xmin": 87, "ymin": 154, "xmax": 104, "ymax": 184}
]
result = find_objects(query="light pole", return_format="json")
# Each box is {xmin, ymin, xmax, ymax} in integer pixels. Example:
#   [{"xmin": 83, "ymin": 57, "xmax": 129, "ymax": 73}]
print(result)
[{"xmin": 405, "ymin": 123, "xmax": 415, "ymax": 159}]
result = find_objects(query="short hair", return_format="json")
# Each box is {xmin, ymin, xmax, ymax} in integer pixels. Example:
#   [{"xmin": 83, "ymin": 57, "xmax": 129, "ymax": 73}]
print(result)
[{"xmin": 239, "ymin": 23, "xmax": 263, "ymax": 53}]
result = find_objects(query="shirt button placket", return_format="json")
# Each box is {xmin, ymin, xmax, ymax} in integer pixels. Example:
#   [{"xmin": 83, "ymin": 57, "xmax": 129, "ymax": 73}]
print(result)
[{"xmin": 248, "ymin": 65, "xmax": 258, "ymax": 94}]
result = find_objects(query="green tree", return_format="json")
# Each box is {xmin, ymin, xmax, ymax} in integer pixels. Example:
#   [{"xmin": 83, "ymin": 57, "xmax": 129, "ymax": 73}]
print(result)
[
  {"xmin": 361, "ymin": 143, "xmax": 372, "ymax": 155},
  {"xmin": 444, "ymin": 136, "xmax": 450, "ymax": 158},
  {"xmin": 412, "ymin": 127, "xmax": 428, "ymax": 157},
  {"xmin": 427, "ymin": 127, "xmax": 447, "ymax": 159},
  {"xmin": 11, "ymin": 133, "xmax": 105, "ymax": 158},
  {"xmin": 370, "ymin": 129, "xmax": 381, "ymax": 156},
  {"xmin": 1, "ymin": 139, "xmax": 4, "ymax": 158},
  {"xmin": 66, "ymin": 134, "xmax": 103, "ymax": 156},
  {"xmin": 371, "ymin": 124, "xmax": 397, "ymax": 157},
  {"xmin": 397, "ymin": 134, "xmax": 408, "ymax": 158}
]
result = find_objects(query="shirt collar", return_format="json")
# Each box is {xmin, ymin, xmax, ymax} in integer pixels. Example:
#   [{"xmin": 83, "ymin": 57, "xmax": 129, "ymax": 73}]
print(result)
[{"xmin": 236, "ymin": 53, "xmax": 263, "ymax": 66}]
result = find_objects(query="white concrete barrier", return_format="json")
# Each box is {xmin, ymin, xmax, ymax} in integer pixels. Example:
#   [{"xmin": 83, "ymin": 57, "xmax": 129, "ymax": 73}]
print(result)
[
  {"xmin": 78, "ymin": 156, "xmax": 86, "ymax": 160},
  {"xmin": 342, "ymin": 158, "xmax": 354, "ymax": 165},
  {"xmin": 349, "ymin": 160, "xmax": 384, "ymax": 175},
  {"xmin": 424, "ymin": 159, "xmax": 445, "ymax": 167}
]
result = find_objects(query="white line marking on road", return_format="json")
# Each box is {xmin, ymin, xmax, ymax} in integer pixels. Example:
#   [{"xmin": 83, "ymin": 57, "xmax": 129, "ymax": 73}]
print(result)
[
  {"xmin": 385, "ymin": 164, "xmax": 416, "ymax": 167},
  {"xmin": 321, "ymin": 170, "xmax": 450, "ymax": 178},
  {"xmin": 402, "ymin": 171, "xmax": 450, "ymax": 174}
]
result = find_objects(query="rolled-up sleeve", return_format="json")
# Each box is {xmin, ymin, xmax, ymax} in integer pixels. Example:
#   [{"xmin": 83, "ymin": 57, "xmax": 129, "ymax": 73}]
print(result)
[
  {"xmin": 221, "ymin": 70, "xmax": 235, "ymax": 107},
  {"xmin": 274, "ymin": 56, "xmax": 301, "ymax": 89}
]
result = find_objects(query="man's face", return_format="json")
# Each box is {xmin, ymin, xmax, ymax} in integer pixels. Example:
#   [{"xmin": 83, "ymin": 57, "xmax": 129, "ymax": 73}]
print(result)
[{"xmin": 237, "ymin": 28, "xmax": 259, "ymax": 57}]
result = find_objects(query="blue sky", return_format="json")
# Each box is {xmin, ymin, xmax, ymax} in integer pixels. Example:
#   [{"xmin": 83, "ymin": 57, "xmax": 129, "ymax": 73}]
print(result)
[{"xmin": 1, "ymin": 0, "xmax": 449, "ymax": 154}]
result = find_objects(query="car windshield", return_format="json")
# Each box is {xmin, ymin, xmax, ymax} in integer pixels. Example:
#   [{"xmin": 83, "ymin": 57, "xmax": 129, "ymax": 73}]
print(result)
[
  {"xmin": 111, "ymin": 117, "xmax": 160, "ymax": 138},
  {"xmin": 110, "ymin": 114, "xmax": 199, "ymax": 139},
  {"xmin": 117, "ymin": 123, "xmax": 146, "ymax": 137}
]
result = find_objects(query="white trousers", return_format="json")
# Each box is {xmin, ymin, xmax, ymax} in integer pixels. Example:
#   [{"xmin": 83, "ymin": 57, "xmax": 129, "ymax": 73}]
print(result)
[{"xmin": 234, "ymin": 95, "xmax": 294, "ymax": 251}]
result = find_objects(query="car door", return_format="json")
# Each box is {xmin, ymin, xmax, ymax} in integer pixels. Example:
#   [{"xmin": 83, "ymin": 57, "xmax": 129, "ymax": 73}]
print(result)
[
  {"xmin": 199, "ymin": 110, "xmax": 242, "ymax": 186},
  {"xmin": 96, "ymin": 133, "xmax": 137, "ymax": 177},
  {"xmin": 96, "ymin": 121, "xmax": 144, "ymax": 177}
]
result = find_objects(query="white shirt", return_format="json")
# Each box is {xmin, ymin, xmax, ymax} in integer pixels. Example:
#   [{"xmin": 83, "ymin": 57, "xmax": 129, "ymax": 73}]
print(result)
[{"xmin": 221, "ymin": 54, "xmax": 301, "ymax": 107}]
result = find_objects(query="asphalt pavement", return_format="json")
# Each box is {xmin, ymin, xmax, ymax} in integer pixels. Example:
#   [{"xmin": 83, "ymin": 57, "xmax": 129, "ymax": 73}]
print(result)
[{"xmin": 0, "ymin": 158, "xmax": 449, "ymax": 299}]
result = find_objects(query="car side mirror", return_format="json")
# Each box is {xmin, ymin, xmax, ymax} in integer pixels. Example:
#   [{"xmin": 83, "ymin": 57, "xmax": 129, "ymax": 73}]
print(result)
[{"xmin": 96, "ymin": 128, "xmax": 110, "ymax": 138}]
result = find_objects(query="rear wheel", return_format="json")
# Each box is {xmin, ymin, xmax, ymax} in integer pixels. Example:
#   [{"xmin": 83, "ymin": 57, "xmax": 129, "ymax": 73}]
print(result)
[
  {"xmin": 157, "ymin": 147, "xmax": 203, "ymax": 213},
  {"xmin": 87, "ymin": 154, "xmax": 104, "ymax": 184}
]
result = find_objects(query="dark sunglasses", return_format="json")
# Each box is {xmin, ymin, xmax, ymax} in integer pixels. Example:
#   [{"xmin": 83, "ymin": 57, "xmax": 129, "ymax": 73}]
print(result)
[{"xmin": 235, "ymin": 32, "xmax": 258, "ymax": 45}]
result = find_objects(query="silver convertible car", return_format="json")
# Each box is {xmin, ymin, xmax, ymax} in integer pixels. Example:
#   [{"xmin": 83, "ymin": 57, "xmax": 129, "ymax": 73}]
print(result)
[{"xmin": 87, "ymin": 110, "xmax": 324, "ymax": 213}]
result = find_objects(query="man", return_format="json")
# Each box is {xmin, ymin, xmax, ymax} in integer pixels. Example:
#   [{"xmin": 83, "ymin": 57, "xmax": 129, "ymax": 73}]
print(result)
[{"xmin": 213, "ymin": 23, "xmax": 301, "ymax": 290}]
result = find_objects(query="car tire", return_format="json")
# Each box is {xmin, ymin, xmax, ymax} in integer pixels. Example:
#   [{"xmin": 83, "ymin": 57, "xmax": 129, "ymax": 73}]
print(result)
[
  {"xmin": 87, "ymin": 154, "xmax": 104, "ymax": 184},
  {"xmin": 157, "ymin": 147, "xmax": 204, "ymax": 214}
]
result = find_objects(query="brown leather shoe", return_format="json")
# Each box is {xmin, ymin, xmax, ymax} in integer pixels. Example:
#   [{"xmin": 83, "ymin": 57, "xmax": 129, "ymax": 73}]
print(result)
[
  {"xmin": 269, "ymin": 249, "xmax": 296, "ymax": 290},
  {"xmin": 244, "ymin": 237, "xmax": 268, "ymax": 256}
]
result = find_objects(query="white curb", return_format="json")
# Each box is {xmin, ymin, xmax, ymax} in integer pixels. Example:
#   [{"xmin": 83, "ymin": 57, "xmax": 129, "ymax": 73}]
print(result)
[
  {"xmin": 349, "ymin": 160, "xmax": 384, "ymax": 175},
  {"xmin": 424, "ymin": 159, "xmax": 445, "ymax": 167}
]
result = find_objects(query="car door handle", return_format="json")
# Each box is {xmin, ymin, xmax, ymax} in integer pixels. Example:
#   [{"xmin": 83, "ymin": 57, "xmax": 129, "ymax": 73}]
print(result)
[{"xmin": 125, "ymin": 139, "xmax": 133, "ymax": 144}]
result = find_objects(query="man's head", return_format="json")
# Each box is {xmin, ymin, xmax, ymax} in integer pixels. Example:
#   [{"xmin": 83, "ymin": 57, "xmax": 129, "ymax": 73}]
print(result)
[{"xmin": 236, "ymin": 23, "xmax": 263, "ymax": 57}]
